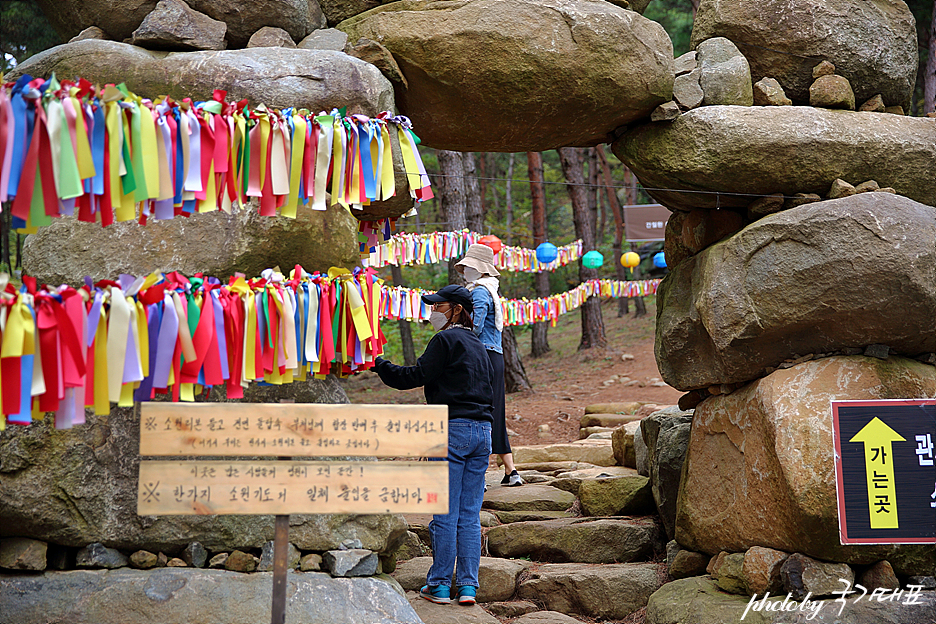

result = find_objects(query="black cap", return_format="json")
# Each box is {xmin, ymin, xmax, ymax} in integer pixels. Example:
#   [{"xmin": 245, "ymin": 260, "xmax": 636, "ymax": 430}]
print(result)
[{"xmin": 421, "ymin": 284, "xmax": 474, "ymax": 313}]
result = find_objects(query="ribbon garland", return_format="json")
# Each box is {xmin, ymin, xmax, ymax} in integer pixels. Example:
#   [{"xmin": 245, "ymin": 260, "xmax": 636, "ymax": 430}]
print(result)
[
  {"xmin": 0, "ymin": 74, "xmax": 433, "ymax": 233},
  {"xmin": 381, "ymin": 278, "xmax": 661, "ymax": 326},
  {"xmin": 0, "ymin": 266, "xmax": 386, "ymax": 430},
  {"xmin": 364, "ymin": 229, "xmax": 584, "ymax": 272}
]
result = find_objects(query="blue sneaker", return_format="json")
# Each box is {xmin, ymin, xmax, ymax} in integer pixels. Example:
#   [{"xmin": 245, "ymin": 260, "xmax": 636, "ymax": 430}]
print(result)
[
  {"xmin": 420, "ymin": 584, "xmax": 451, "ymax": 604},
  {"xmin": 456, "ymin": 585, "xmax": 477, "ymax": 605}
]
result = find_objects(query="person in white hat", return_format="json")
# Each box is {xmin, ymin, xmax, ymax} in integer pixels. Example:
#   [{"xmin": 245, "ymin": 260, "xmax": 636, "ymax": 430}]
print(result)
[{"xmin": 456, "ymin": 243, "xmax": 523, "ymax": 487}]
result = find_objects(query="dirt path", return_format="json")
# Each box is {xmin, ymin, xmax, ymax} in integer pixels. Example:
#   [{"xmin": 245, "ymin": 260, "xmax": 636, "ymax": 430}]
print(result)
[{"xmin": 342, "ymin": 298, "xmax": 682, "ymax": 446}]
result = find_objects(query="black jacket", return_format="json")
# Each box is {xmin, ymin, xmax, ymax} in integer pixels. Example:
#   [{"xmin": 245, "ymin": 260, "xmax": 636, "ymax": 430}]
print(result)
[{"xmin": 374, "ymin": 327, "xmax": 494, "ymax": 422}]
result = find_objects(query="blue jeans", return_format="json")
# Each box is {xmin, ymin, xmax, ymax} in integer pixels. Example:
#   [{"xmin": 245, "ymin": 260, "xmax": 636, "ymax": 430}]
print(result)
[{"xmin": 427, "ymin": 418, "xmax": 492, "ymax": 589}]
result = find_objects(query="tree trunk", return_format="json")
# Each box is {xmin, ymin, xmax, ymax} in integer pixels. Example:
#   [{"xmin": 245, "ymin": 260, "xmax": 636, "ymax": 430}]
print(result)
[
  {"xmin": 528, "ymin": 152, "xmax": 551, "ymax": 357},
  {"xmin": 596, "ymin": 146, "xmax": 631, "ymax": 317},
  {"xmin": 502, "ymin": 326, "xmax": 532, "ymax": 392},
  {"xmin": 478, "ymin": 153, "xmax": 488, "ymax": 218},
  {"xmin": 505, "ymin": 153, "xmax": 515, "ymax": 245},
  {"xmin": 631, "ymin": 242, "xmax": 648, "ymax": 318},
  {"xmin": 690, "ymin": 0, "xmax": 700, "ymax": 18},
  {"xmin": 925, "ymin": 3, "xmax": 936, "ymax": 115},
  {"xmin": 558, "ymin": 147, "xmax": 607, "ymax": 350},
  {"xmin": 438, "ymin": 150, "xmax": 467, "ymax": 284},
  {"xmin": 390, "ymin": 265, "xmax": 417, "ymax": 365},
  {"xmin": 463, "ymin": 152, "xmax": 484, "ymax": 233}
]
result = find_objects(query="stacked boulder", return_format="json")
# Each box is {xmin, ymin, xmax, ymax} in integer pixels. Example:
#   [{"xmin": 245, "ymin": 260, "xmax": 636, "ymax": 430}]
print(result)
[{"xmin": 607, "ymin": 0, "xmax": 936, "ymax": 620}]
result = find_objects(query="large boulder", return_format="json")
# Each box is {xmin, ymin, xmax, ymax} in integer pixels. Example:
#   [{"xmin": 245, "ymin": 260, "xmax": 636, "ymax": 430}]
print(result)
[
  {"xmin": 10, "ymin": 40, "xmax": 393, "ymax": 116},
  {"xmin": 319, "ymin": 0, "xmax": 393, "ymax": 26},
  {"xmin": 337, "ymin": 0, "xmax": 674, "ymax": 151},
  {"xmin": 654, "ymin": 194, "xmax": 936, "ymax": 390},
  {"xmin": 23, "ymin": 201, "xmax": 360, "ymax": 286},
  {"xmin": 486, "ymin": 517, "xmax": 661, "ymax": 564},
  {"xmin": 0, "ymin": 569, "xmax": 421, "ymax": 624},
  {"xmin": 0, "ymin": 387, "xmax": 407, "ymax": 556},
  {"xmin": 36, "ymin": 0, "xmax": 326, "ymax": 49},
  {"xmin": 689, "ymin": 0, "xmax": 918, "ymax": 109},
  {"xmin": 612, "ymin": 105, "xmax": 936, "ymax": 213},
  {"xmin": 675, "ymin": 355, "xmax": 936, "ymax": 574},
  {"xmin": 129, "ymin": 0, "xmax": 228, "ymax": 51},
  {"xmin": 696, "ymin": 37, "xmax": 753, "ymax": 106}
]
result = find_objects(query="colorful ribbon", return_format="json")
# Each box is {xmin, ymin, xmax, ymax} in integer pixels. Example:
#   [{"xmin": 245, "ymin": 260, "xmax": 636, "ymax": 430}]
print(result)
[{"xmin": 0, "ymin": 75, "xmax": 432, "ymax": 233}]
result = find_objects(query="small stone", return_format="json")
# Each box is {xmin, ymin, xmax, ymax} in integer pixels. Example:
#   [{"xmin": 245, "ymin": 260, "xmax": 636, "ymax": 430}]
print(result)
[
  {"xmin": 784, "ymin": 193, "xmax": 821, "ymax": 209},
  {"xmin": 928, "ymin": 112, "xmax": 936, "ymax": 118},
  {"xmin": 711, "ymin": 552, "xmax": 746, "ymax": 595},
  {"xmin": 858, "ymin": 94, "xmax": 886, "ymax": 112},
  {"xmin": 651, "ymin": 101, "xmax": 681, "ymax": 122},
  {"xmin": 827, "ymin": 178, "xmax": 856, "ymax": 199},
  {"xmin": 753, "ymin": 77, "xmax": 792, "ymax": 106},
  {"xmin": 167, "ymin": 558, "xmax": 187, "ymax": 567},
  {"xmin": 854, "ymin": 180, "xmax": 880, "ymax": 193},
  {"xmin": 182, "ymin": 542, "xmax": 207, "ymax": 568},
  {"xmin": 225, "ymin": 550, "xmax": 257, "ymax": 572},
  {"xmin": 69, "ymin": 26, "xmax": 107, "ymax": 43},
  {"xmin": 884, "ymin": 106, "xmax": 905, "ymax": 115},
  {"xmin": 129, "ymin": 550, "xmax": 159, "ymax": 569},
  {"xmin": 340, "ymin": 539, "xmax": 363, "ymax": 550},
  {"xmin": 486, "ymin": 600, "xmax": 540, "ymax": 618},
  {"xmin": 747, "ymin": 193, "xmax": 785, "ymax": 219},
  {"xmin": 669, "ymin": 549, "xmax": 710, "ymax": 580},
  {"xmin": 812, "ymin": 60, "xmax": 835, "ymax": 78},
  {"xmin": 621, "ymin": 354, "xmax": 635, "ymax": 361},
  {"xmin": 0, "ymin": 537, "xmax": 48, "ymax": 571},
  {"xmin": 537, "ymin": 424, "xmax": 551, "ymax": 438},
  {"xmin": 809, "ymin": 75, "xmax": 855, "ymax": 110},
  {"xmin": 907, "ymin": 576, "xmax": 936, "ymax": 589},
  {"xmin": 323, "ymin": 549, "xmax": 378, "ymax": 577},
  {"xmin": 300, "ymin": 553, "xmax": 323, "ymax": 571},
  {"xmin": 916, "ymin": 353, "xmax": 936, "ymax": 365},
  {"xmin": 157, "ymin": 552, "xmax": 169, "ymax": 567},
  {"xmin": 665, "ymin": 540, "xmax": 680, "ymax": 567},
  {"xmin": 864, "ymin": 344, "xmax": 890, "ymax": 359},
  {"xmin": 208, "ymin": 553, "xmax": 228, "ymax": 568},
  {"xmin": 258, "ymin": 541, "xmax": 301, "ymax": 571},
  {"xmin": 876, "ymin": 187, "xmax": 897, "ymax": 194},
  {"xmin": 345, "ymin": 38, "xmax": 408, "ymax": 90},
  {"xmin": 707, "ymin": 551, "xmax": 725, "ymax": 576},
  {"xmin": 742, "ymin": 546, "xmax": 788, "ymax": 595},
  {"xmin": 76, "ymin": 543, "xmax": 128, "ymax": 569},
  {"xmin": 674, "ymin": 51, "xmax": 697, "ymax": 76},
  {"xmin": 130, "ymin": 0, "xmax": 226, "ymax": 51},
  {"xmin": 298, "ymin": 28, "xmax": 348, "ymax": 51},
  {"xmin": 247, "ymin": 26, "xmax": 296, "ymax": 49},
  {"xmin": 677, "ymin": 390, "xmax": 705, "ymax": 411},
  {"xmin": 480, "ymin": 510, "xmax": 500, "ymax": 527},
  {"xmin": 858, "ymin": 560, "xmax": 899, "ymax": 590},
  {"xmin": 673, "ymin": 70, "xmax": 704, "ymax": 110},
  {"xmin": 781, "ymin": 553, "xmax": 854, "ymax": 600},
  {"xmin": 707, "ymin": 385, "xmax": 722, "ymax": 396}
]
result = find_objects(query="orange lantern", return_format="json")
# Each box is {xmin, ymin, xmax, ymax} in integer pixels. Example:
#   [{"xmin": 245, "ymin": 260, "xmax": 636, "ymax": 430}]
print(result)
[{"xmin": 478, "ymin": 235, "xmax": 503, "ymax": 255}]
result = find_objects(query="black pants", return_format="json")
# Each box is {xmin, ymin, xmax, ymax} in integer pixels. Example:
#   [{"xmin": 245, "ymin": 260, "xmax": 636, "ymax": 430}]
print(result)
[{"xmin": 487, "ymin": 350, "xmax": 510, "ymax": 456}]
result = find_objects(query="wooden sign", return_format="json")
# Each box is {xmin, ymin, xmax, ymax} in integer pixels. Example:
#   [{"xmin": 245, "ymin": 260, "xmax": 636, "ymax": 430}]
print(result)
[
  {"xmin": 138, "ymin": 460, "xmax": 449, "ymax": 515},
  {"xmin": 139, "ymin": 403, "xmax": 448, "ymax": 458}
]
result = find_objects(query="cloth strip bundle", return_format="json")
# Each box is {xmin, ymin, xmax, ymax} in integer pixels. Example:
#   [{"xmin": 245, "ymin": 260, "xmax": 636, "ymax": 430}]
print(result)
[
  {"xmin": 381, "ymin": 278, "xmax": 661, "ymax": 326},
  {"xmin": 0, "ymin": 74, "xmax": 432, "ymax": 233},
  {"xmin": 0, "ymin": 267, "xmax": 385, "ymax": 430},
  {"xmin": 365, "ymin": 229, "xmax": 584, "ymax": 273}
]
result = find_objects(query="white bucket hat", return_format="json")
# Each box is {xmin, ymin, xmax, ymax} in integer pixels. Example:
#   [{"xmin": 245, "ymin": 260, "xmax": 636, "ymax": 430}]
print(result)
[{"xmin": 455, "ymin": 243, "xmax": 500, "ymax": 276}]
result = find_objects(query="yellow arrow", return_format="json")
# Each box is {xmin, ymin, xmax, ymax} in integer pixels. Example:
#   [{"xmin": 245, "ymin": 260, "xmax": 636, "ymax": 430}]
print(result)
[{"xmin": 850, "ymin": 417, "xmax": 906, "ymax": 529}]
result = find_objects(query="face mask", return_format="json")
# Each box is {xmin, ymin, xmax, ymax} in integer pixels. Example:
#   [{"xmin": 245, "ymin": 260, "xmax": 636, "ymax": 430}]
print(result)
[
  {"xmin": 463, "ymin": 267, "xmax": 483, "ymax": 283},
  {"xmin": 429, "ymin": 310, "xmax": 450, "ymax": 331}
]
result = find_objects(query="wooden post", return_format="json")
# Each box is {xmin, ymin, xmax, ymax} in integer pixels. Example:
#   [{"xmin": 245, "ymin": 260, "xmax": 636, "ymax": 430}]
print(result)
[{"xmin": 271, "ymin": 513, "xmax": 289, "ymax": 624}]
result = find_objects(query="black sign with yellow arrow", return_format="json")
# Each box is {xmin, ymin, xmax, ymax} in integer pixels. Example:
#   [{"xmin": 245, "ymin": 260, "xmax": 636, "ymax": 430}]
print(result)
[{"xmin": 832, "ymin": 399, "xmax": 936, "ymax": 545}]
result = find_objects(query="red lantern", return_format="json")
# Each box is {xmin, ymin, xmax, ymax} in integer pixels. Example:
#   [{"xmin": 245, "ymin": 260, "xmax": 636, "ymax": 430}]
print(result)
[{"xmin": 478, "ymin": 235, "xmax": 503, "ymax": 255}]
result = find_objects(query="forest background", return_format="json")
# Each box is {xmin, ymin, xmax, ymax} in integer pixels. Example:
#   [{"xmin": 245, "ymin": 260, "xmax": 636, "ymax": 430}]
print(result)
[{"xmin": 1, "ymin": 0, "xmax": 934, "ymax": 381}]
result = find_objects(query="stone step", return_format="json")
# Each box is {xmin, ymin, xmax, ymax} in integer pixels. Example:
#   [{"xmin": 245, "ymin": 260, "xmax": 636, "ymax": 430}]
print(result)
[
  {"xmin": 518, "ymin": 562, "xmax": 665, "ymax": 620},
  {"xmin": 406, "ymin": 591, "xmax": 500, "ymax": 624},
  {"xmin": 578, "ymin": 473, "xmax": 654, "ymax": 516},
  {"xmin": 550, "ymin": 466, "xmax": 640, "ymax": 497},
  {"xmin": 491, "ymin": 510, "xmax": 575, "ymax": 524},
  {"xmin": 482, "ymin": 484, "xmax": 576, "ymax": 512},
  {"xmin": 512, "ymin": 461, "xmax": 599, "ymax": 474},
  {"xmin": 393, "ymin": 556, "xmax": 531, "ymax": 603},
  {"xmin": 584, "ymin": 402, "xmax": 646, "ymax": 415},
  {"xmin": 512, "ymin": 443, "xmax": 616, "ymax": 467},
  {"xmin": 486, "ymin": 517, "xmax": 662, "ymax": 564},
  {"xmin": 580, "ymin": 413, "xmax": 642, "ymax": 428}
]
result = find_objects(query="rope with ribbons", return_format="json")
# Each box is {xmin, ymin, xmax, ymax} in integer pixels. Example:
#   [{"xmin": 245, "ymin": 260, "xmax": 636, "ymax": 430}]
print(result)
[{"xmin": 0, "ymin": 74, "xmax": 433, "ymax": 233}]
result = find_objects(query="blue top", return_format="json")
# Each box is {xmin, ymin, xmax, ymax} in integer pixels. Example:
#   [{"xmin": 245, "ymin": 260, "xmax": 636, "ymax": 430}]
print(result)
[{"xmin": 470, "ymin": 286, "xmax": 503, "ymax": 354}]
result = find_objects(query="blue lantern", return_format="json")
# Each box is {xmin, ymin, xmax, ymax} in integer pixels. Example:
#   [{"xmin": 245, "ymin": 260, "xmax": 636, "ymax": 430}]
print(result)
[
  {"xmin": 536, "ymin": 242, "xmax": 558, "ymax": 264},
  {"xmin": 582, "ymin": 250, "xmax": 604, "ymax": 269},
  {"xmin": 653, "ymin": 252, "xmax": 667, "ymax": 268}
]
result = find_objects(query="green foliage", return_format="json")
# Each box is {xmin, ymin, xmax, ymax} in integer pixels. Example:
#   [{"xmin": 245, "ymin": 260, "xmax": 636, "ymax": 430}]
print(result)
[
  {"xmin": 644, "ymin": 0, "xmax": 695, "ymax": 57},
  {"xmin": 1, "ymin": 0, "xmax": 63, "ymax": 74}
]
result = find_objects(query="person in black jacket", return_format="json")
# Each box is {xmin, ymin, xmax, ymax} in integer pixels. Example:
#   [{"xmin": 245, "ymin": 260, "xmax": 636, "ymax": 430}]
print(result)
[{"xmin": 373, "ymin": 285, "xmax": 493, "ymax": 606}]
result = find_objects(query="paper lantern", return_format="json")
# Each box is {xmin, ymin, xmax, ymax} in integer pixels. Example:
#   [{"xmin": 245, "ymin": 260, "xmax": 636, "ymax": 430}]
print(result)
[
  {"xmin": 653, "ymin": 252, "xmax": 667, "ymax": 268},
  {"xmin": 582, "ymin": 250, "xmax": 604, "ymax": 269},
  {"xmin": 536, "ymin": 242, "xmax": 558, "ymax": 264},
  {"xmin": 621, "ymin": 252, "xmax": 640, "ymax": 269},
  {"xmin": 478, "ymin": 235, "xmax": 503, "ymax": 255}
]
